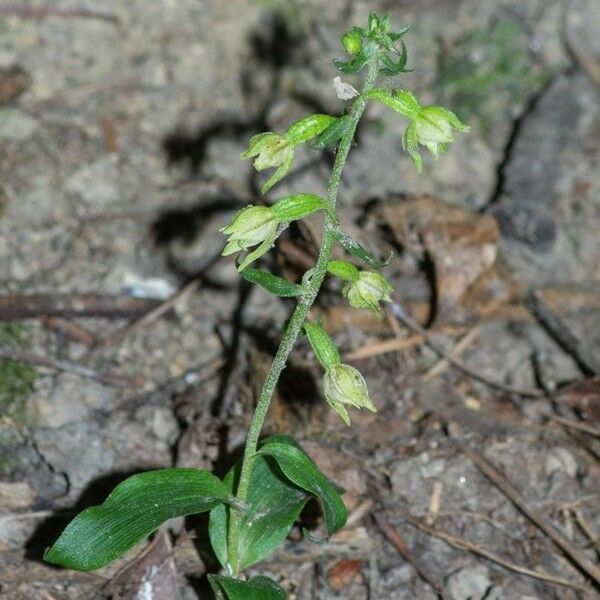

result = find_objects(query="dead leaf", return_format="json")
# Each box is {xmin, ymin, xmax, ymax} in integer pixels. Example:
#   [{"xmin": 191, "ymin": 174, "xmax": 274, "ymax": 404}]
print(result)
[
  {"xmin": 0, "ymin": 66, "xmax": 29, "ymax": 105},
  {"xmin": 327, "ymin": 558, "xmax": 363, "ymax": 591},
  {"xmin": 381, "ymin": 195, "xmax": 503, "ymax": 321},
  {"xmin": 105, "ymin": 530, "xmax": 181, "ymax": 600}
]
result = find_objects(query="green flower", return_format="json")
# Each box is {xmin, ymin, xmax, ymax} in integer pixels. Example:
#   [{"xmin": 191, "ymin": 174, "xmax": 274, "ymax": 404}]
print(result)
[
  {"xmin": 220, "ymin": 205, "xmax": 279, "ymax": 271},
  {"xmin": 403, "ymin": 106, "xmax": 470, "ymax": 172},
  {"xmin": 343, "ymin": 270, "xmax": 393, "ymax": 316},
  {"xmin": 242, "ymin": 133, "xmax": 294, "ymax": 194},
  {"xmin": 323, "ymin": 364, "xmax": 376, "ymax": 426}
]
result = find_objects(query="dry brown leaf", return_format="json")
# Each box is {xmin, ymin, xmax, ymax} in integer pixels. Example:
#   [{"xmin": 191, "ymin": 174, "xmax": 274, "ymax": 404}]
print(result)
[{"xmin": 381, "ymin": 195, "xmax": 505, "ymax": 320}]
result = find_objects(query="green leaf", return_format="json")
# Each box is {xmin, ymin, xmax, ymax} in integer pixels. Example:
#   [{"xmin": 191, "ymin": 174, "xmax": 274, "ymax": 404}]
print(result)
[
  {"xmin": 310, "ymin": 116, "xmax": 353, "ymax": 150},
  {"xmin": 44, "ymin": 469, "xmax": 232, "ymax": 571},
  {"xmin": 333, "ymin": 52, "xmax": 369, "ymax": 74},
  {"xmin": 209, "ymin": 455, "xmax": 309, "ymax": 571},
  {"xmin": 209, "ymin": 575, "xmax": 286, "ymax": 600},
  {"xmin": 333, "ymin": 227, "xmax": 391, "ymax": 269},
  {"xmin": 239, "ymin": 268, "xmax": 304, "ymax": 297},
  {"xmin": 379, "ymin": 42, "xmax": 413, "ymax": 75},
  {"xmin": 258, "ymin": 436, "xmax": 347, "ymax": 538}
]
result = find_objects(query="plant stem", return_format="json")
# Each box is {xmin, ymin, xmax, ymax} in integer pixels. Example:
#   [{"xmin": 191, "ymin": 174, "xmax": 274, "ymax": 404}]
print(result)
[{"xmin": 227, "ymin": 58, "xmax": 380, "ymax": 576}]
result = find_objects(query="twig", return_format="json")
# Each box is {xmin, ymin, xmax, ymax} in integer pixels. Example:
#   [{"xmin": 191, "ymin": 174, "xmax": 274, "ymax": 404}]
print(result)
[
  {"xmin": 346, "ymin": 499, "xmax": 374, "ymax": 528},
  {"xmin": 344, "ymin": 334, "xmax": 423, "ymax": 360},
  {"xmin": 458, "ymin": 442, "xmax": 600, "ymax": 587},
  {"xmin": 526, "ymin": 290, "xmax": 599, "ymax": 376},
  {"xmin": 0, "ymin": 347, "xmax": 129, "ymax": 387},
  {"xmin": 424, "ymin": 327, "xmax": 479, "ymax": 380},
  {"xmin": 86, "ymin": 279, "xmax": 200, "ymax": 357},
  {"xmin": 550, "ymin": 415, "xmax": 600, "ymax": 438},
  {"xmin": 573, "ymin": 509, "xmax": 600, "ymax": 551},
  {"xmin": 390, "ymin": 302, "xmax": 543, "ymax": 398},
  {"xmin": 407, "ymin": 515, "xmax": 593, "ymax": 595},
  {"xmin": 41, "ymin": 316, "xmax": 96, "ymax": 347},
  {"xmin": 0, "ymin": 294, "xmax": 163, "ymax": 321},
  {"xmin": 0, "ymin": 5, "xmax": 118, "ymax": 24},
  {"xmin": 372, "ymin": 512, "xmax": 449, "ymax": 599}
]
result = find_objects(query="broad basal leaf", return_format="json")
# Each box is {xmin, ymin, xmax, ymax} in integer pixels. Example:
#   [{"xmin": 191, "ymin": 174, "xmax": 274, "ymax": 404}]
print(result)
[
  {"xmin": 258, "ymin": 436, "xmax": 347, "ymax": 537},
  {"xmin": 44, "ymin": 468, "xmax": 231, "ymax": 571},
  {"xmin": 209, "ymin": 455, "xmax": 309, "ymax": 571},
  {"xmin": 209, "ymin": 575, "xmax": 286, "ymax": 600}
]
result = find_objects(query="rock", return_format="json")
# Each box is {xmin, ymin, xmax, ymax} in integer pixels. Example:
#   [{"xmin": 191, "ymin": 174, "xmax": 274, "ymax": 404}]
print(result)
[
  {"xmin": 447, "ymin": 565, "xmax": 491, "ymax": 600},
  {"xmin": 0, "ymin": 109, "xmax": 38, "ymax": 141},
  {"xmin": 545, "ymin": 447, "xmax": 578, "ymax": 478},
  {"xmin": 0, "ymin": 482, "xmax": 35, "ymax": 510},
  {"xmin": 499, "ymin": 72, "xmax": 600, "ymax": 287}
]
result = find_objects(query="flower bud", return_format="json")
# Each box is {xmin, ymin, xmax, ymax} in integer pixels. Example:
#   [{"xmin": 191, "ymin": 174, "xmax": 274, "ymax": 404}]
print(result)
[
  {"xmin": 342, "ymin": 30, "xmax": 362, "ymax": 55},
  {"xmin": 323, "ymin": 364, "xmax": 376, "ymax": 426},
  {"xmin": 220, "ymin": 205, "xmax": 279, "ymax": 268},
  {"xmin": 343, "ymin": 270, "xmax": 393, "ymax": 316}
]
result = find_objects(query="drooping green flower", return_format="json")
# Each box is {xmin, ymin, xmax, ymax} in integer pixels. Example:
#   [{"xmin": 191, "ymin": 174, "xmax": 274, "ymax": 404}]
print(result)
[
  {"xmin": 242, "ymin": 133, "xmax": 294, "ymax": 194},
  {"xmin": 403, "ymin": 105, "xmax": 470, "ymax": 172},
  {"xmin": 342, "ymin": 270, "xmax": 393, "ymax": 316},
  {"xmin": 323, "ymin": 363, "xmax": 377, "ymax": 426},
  {"xmin": 220, "ymin": 205, "xmax": 280, "ymax": 271}
]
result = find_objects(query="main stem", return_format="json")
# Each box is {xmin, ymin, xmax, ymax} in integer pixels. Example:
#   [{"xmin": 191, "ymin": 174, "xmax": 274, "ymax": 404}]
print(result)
[{"xmin": 228, "ymin": 59, "xmax": 379, "ymax": 576}]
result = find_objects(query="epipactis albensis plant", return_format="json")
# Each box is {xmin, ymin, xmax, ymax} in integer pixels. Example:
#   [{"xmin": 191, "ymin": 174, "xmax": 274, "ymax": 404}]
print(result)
[{"xmin": 45, "ymin": 13, "xmax": 469, "ymax": 599}]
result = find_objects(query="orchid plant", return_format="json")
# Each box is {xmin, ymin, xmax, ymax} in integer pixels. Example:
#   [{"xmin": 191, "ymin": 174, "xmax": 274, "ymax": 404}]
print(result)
[{"xmin": 44, "ymin": 13, "xmax": 468, "ymax": 599}]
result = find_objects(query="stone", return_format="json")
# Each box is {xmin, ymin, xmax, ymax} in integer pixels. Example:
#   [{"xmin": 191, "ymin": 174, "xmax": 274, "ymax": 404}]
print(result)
[{"xmin": 447, "ymin": 565, "xmax": 491, "ymax": 600}]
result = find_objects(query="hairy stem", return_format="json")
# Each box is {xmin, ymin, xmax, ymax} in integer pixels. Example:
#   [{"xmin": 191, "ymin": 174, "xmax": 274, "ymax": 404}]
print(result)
[{"xmin": 227, "ymin": 59, "xmax": 379, "ymax": 576}]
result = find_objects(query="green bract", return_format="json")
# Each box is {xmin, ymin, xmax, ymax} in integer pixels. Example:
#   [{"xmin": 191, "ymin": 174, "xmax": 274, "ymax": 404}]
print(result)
[
  {"xmin": 343, "ymin": 270, "xmax": 393, "ymax": 316},
  {"xmin": 304, "ymin": 321, "xmax": 341, "ymax": 370},
  {"xmin": 45, "ymin": 11, "xmax": 470, "ymax": 599},
  {"xmin": 323, "ymin": 364, "xmax": 377, "ymax": 426}
]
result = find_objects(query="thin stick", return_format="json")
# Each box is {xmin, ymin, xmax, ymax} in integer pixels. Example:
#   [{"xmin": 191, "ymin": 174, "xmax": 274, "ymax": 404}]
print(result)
[
  {"xmin": 550, "ymin": 415, "xmax": 600, "ymax": 438},
  {"xmin": 0, "ymin": 347, "xmax": 129, "ymax": 387},
  {"xmin": 407, "ymin": 516, "xmax": 592, "ymax": 595},
  {"xmin": 372, "ymin": 513, "xmax": 449, "ymax": 600},
  {"xmin": 458, "ymin": 443, "xmax": 600, "ymax": 586},
  {"xmin": 344, "ymin": 334, "xmax": 423, "ymax": 360},
  {"xmin": 424, "ymin": 326, "xmax": 479, "ymax": 380},
  {"xmin": 0, "ymin": 5, "xmax": 118, "ymax": 24},
  {"xmin": 87, "ymin": 279, "xmax": 200, "ymax": 356},
  {"xmin": 0, "ymin": 294, "xmax": 163, "ymax": 321},
  {"xmin": 391, "ymin": 302, "xmax": 543, "ymax": 398},
  {"xmin": 41, "ymin": 316, "xmax": 96, "ymax": 347},
  {"xmin": 526, "ymin": 290, "xmax": 599, "ymax": 376},
  {"xmin": 573, "ymin": 509, "xmax": 599, "ymax": 551}
]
